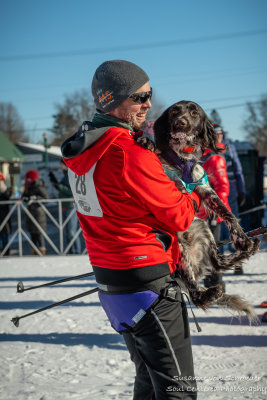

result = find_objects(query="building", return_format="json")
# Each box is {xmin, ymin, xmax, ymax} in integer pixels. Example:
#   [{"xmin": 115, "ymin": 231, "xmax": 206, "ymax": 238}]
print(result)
[
  {"xmin": 16, "ymin": 141, "xmax": 63, "ymax": 197},
  {"xmin": 0, "ymin": 131, "xmax": 25, "ymax": 195}
]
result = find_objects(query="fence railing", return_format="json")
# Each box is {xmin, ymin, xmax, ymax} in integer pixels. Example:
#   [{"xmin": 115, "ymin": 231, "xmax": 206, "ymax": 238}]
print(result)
[{"xmin": 0, "ymin": 199, "xmax": 86, "ymax": 257}]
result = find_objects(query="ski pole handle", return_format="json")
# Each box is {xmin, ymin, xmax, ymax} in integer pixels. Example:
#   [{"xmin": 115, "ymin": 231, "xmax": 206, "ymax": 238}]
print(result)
[{"xmin": 17, "ymin": 271, "xmax": 95, "ymax": 293}]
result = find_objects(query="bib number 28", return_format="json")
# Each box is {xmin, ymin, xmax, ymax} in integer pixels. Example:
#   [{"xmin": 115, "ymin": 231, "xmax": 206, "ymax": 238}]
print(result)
[
  {"xmin": 68, "ymin": 166, "xmax": 103, "ymax": 217},
  {"xmin": 75, "ymin": 174, "xmax": 86, "ymax": 195}
]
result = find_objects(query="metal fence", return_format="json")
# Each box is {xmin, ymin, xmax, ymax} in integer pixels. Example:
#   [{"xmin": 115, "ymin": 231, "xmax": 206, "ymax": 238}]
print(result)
[{"xmin": 0, "ymin": 199, "xmax": 86, "ymax": 257}]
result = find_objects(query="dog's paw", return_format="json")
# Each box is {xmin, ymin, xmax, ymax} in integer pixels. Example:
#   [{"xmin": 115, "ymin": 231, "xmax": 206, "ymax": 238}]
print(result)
[
  {"xmin": 230, "ymin": 228, "xmax": 253, "ymax": 252},
  {"xmin": 225, "ymin": 220, "xmax": 253, "ymax": 252},
  {"xmin": 205, "ymin": 285, "xmax": 224, "ymax": 302},
  {"xmin": 250, "ymin": 237, "xmax": 261, "ymax": 255},
  {"xmin": 137, "ymin": 137, "xmax": 156, "ymax": 152},
  {"xmin": 191, "ymin": 285, "xmax": 223, "ymax": 309}
]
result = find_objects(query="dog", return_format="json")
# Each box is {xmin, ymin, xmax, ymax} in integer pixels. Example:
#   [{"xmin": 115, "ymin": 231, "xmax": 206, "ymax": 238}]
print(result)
[{"xmin": 139, "ymin": 101, "xmax": 260, "ymax": 322}]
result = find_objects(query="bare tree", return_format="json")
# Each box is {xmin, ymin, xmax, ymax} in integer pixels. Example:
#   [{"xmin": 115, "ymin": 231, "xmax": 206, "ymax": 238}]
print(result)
[
  {"xmin": 0, "ymin": 102, "xmax": 28, "ymax": 143},
  {"xmin": 243, "ymin": 95, "xmax": 267, "ymax": 156},
  {"xmin": 51, "ymin": 89, "xmax": 95, "ymax": 145},
  {"xmin": 210, "ymin": 109, "xmax": 223, "ymax": 126},
  {"xmin": 51, "ymin": 89, "xmax": 167, "ymax": 145}
]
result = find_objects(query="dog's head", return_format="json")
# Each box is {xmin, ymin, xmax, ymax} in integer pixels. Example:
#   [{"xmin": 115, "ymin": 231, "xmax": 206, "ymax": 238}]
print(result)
[{"xmin": 154, "ymin": 100, "xmax": 222, "ymax": 160}]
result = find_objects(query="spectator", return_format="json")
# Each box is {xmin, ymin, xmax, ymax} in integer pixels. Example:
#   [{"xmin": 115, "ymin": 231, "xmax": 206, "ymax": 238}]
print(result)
[
  {"xmin": 224, "ymin": 134, "xmax": 246, "ymax": 213},
  {"xmin": 22, "ymin": 170, "xmax": 48, "ymax": 255},
  {"xmin": 49, "ymin": 160, "xmax": 81, "ymax": 254},
  {"xmin": 0, "ymin": 172, "xmax": 12, "ymax": 255},
  {"xmin": 219, "ymin": 126, "xmax": 246, "ymax": 274},
  {"xmin": 198, "ymin": 122, "xmax": 231, "ymax": 291}
]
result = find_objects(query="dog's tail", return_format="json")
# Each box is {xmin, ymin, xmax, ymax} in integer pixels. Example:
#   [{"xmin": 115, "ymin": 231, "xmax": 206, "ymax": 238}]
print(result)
[{"xmin": 216, "ymin": 294, "xmax": 258, "ymax": 324}]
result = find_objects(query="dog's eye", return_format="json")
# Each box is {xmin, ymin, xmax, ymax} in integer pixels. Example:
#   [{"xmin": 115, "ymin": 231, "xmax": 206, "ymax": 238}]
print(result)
[{"xmin": 190, "ymin": 110, "xmax": 198, "ymax": 117}]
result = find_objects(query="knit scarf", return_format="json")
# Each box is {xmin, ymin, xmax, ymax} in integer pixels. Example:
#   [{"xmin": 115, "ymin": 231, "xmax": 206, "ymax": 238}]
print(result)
[{"xmin": 92, "ymin": 113, "xmax": 133, "ymax": 131}]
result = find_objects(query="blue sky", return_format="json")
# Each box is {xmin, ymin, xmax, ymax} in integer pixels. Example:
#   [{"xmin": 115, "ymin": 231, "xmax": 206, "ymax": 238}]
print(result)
[{"xmin": 0, "ymin": 0, "xmax": 267, "ymax": 143}]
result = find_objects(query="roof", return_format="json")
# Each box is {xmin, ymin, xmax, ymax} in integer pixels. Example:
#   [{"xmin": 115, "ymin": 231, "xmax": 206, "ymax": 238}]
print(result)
[
  {"xmin": 0, "ymin": 131, "xmax": 25, "ymax": 162},
  {"xmin": 233, "ymin": 141, "xmax": 256, "ymax": 151},
  {"xmin": 17, "ymin": 142, "xmax": 62, "ymax": 156}
]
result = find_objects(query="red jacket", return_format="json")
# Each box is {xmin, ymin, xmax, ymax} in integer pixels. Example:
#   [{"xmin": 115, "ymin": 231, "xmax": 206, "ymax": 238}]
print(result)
[
  {"xmin": 197, "ymin": 145, "xmax": 231, "ymax": 223},
  {"xmin": 63, "ymin": 126, "xmax": 201, "ymax": 283}
]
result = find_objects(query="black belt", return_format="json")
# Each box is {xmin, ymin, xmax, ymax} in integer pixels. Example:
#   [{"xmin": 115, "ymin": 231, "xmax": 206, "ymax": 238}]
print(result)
[{"xmin": 98, "ymin": 274, "xmax": 175, "ymax": 294}]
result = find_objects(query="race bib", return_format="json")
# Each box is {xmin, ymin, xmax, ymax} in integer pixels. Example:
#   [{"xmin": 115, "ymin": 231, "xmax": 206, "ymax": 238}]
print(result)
[{"xmin": 68, "ymin": 164, "xmax": 103, "ymax": 217}]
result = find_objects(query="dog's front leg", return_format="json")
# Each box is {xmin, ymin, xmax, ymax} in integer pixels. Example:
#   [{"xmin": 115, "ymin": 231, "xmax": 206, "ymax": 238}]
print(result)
[
  {"xmin": 197, "ymin": 186, "xmax": 257, "ymax": 252},
  {"xmin": 136, "ymin": 137, "xmax": 156, "ymax": 152}
]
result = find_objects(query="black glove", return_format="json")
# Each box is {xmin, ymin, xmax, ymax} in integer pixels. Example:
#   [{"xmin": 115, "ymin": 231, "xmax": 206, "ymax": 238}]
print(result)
[
  {"xmin": 49, "ymin": 171, "xmax": 58, "ymax": 184},
  {"xmin": 237, "ymin": 192, "xmax": 246, "ymax": 208}
]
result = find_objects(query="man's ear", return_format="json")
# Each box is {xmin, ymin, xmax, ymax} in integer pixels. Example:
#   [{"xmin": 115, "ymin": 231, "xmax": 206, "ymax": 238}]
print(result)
[{"xmin": 153, "ymin": 107, "xmax": 171, "ymax": 150}]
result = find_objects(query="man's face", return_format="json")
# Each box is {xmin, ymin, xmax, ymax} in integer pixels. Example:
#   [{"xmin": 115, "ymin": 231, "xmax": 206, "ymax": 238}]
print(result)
[
  {"xmin": 216, "ymin": 130, "xmax": 224, "ymax": 143},
  {"xmin": 109, "ymin": 82, "xmax": 152, "ymax": 130}
]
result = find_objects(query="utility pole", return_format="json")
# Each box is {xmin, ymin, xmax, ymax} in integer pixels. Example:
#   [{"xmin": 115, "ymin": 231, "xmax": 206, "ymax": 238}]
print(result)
[{"xmin": 43, "ymin": 132, "xmax": 49, "ymax": 169}]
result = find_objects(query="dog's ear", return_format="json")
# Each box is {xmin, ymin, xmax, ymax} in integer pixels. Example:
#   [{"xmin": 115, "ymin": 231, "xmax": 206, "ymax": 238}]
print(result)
[
  {"xmin": 201, "ymin": 117, "xmax": 223, "ymax": 153},
  {"xmin": 153, "ymin": 107, "xmax": 171, "ymax": 150}
]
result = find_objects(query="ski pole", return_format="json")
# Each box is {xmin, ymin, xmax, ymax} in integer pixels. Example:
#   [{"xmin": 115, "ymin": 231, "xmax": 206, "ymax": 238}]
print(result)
[
  {"xmin": 217, "ymin": 226, "xmax": 267, "ymax": 248},
  {"xmin": 239, "ymin": 203, "xmax": 266, "ymax": 216},
  {"xmin": 11, "ymin": 287, "xmax": 99, "ymax": 328},
  {"xmin": 16, "ymin": 225, "xmax": 267, "ymax": 292},
  {"xmin": 11, "ymin": 226, "xmax": 266, "ymax": 327},
  {"xmin": 16, "ymin": 271, "xmax": 95, "ymax": 293}
]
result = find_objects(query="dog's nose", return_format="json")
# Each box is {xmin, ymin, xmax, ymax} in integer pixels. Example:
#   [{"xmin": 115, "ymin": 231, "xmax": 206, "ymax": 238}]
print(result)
[{"xmin": 177, "ymin": 118, "xmax": 188, "ymax": 128}]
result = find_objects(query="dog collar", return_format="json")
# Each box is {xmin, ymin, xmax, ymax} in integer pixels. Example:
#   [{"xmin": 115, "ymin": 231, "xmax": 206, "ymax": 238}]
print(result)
[
  {"xmin": 163, "ymin": 167, "xmax": 209, "ymax": 194},
  {"xmin": 182, "ymin": 146, "xmax": 195, "ymax": 153},
  {"xmin": 178, "ymin": 171, "xmax": 208, "ymax": 193},
  {"xmin": 163, "ymin": 149, "xmax": 196, "ymax": 183}
]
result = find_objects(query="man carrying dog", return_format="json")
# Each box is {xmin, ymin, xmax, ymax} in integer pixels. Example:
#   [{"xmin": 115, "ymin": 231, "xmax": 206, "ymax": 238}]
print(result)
[{"xmin": 61, "ymin": 60, "xmax": 201, "ymax": 399}]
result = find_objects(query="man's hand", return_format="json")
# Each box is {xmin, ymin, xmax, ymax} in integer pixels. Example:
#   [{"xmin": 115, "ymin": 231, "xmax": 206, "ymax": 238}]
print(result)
[{"xmin": 237, "ymin": 192, "xmax": 246, "ymax": 208}]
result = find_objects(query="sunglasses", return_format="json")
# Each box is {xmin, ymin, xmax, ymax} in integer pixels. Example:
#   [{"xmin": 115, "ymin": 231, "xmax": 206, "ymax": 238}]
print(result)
[{"xmin": 129, "ymin": 88, "xmax": 152, "ymax": 104}]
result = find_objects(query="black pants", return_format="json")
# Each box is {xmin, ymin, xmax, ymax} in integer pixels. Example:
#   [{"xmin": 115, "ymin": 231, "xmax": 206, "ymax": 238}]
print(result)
[
  {"xmin": 30, "ymin": 233, "xmax": 45, "ymax": 248},
  {"xmin": 122, "ymin": 284, "xmax": 197, "ymax": 399}
]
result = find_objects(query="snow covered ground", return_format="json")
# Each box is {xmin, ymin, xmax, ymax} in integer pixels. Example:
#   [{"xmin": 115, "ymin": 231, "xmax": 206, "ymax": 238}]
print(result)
[{"xmin": 0, "ymin": 251, "xmax": 266, "ymax": 400}]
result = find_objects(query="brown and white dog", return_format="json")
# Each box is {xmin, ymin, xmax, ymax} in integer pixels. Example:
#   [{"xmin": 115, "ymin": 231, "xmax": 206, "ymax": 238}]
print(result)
[{"xmin": 140, "ymin": 101, "xmax": 260, "ymax": 322}]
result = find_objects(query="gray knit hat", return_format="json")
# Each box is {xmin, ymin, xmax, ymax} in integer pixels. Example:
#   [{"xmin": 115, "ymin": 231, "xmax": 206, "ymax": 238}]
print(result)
[{"xmin": 91, "ymin": 60, "xmax": 149, "ymax": 114}]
